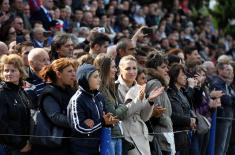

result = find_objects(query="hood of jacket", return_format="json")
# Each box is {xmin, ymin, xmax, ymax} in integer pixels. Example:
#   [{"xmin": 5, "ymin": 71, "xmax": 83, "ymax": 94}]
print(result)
[{"xmin": 76, "ymin": 64, "xmax": 97, "ymax": 93}]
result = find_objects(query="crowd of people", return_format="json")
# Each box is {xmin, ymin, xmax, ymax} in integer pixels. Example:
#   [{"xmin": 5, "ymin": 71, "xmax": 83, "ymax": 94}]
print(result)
[{"xmin": 0, "ymin": 0, "xmax": 235, "ymax": 155}]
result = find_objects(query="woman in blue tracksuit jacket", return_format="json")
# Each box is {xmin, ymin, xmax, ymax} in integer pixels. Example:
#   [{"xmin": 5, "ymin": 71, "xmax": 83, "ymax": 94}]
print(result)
[{"xmin": 67, "ymin": 64, "xmax": 118, "ymax": 155}]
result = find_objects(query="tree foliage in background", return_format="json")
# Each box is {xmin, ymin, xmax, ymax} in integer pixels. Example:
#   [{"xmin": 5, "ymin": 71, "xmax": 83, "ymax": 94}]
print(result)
[
  {"xmin": 135, "ymin": 0, "xmax": 235, "ymax": 37},
  {"xmin": 210, "ymin": 0, "xmax": 235, "ymax": 37}
]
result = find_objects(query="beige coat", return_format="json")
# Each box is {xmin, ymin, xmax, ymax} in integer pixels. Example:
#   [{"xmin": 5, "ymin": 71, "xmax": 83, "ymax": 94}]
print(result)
[{"xmin": 116, "ymin": 76, "xmax": 153, "ymax": 155}]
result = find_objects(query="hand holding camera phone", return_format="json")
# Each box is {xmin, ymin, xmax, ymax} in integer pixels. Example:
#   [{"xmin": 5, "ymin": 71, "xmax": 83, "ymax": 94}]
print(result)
[
  {"xmin": 187, "ymin": 78, "xmax": 197, "ymax": 88},
  {"xmin": 142, "ymin": 27, "xmax": 154, "ymax": 36},
  {"xmin": 97, "ymin": 27, "xmax": 105, "ymax": 33}
]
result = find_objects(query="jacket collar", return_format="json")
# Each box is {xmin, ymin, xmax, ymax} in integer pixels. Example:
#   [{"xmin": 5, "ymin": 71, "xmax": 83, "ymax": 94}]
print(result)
[
  {"xmin": 0, "ymin": 81, "xmax": 21, "ymax": 91},
  {"xmin": 28, "ymin": 68, "xmax": 43, "ymax": 83},
  {"xmin": 79, "ymin": 86, "xmax": 100, "ymax": 97},
  {"xmin": 116, "ymin": 75, "xmax": 138, "ymax": 103},
  {"xmin": 116, "ymin": 75, "xmax": 137, "ymax": 90},
  {"xmin": 212, "ymin": 75, "xmax": 227, "ymax": 86}
]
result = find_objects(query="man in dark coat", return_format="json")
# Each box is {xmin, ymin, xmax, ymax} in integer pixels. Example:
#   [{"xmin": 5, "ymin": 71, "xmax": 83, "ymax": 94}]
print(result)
[{"xmin": 210, "ymin": 62, "xmax": 235, "ymax": 155}]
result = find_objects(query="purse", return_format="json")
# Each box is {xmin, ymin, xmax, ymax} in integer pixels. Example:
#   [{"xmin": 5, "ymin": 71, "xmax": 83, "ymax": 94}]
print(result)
[
  {"xmin": 195, "ymin": 112, "xmax": 211, "ymax": 134},
  {"xmin": 191, "ymin": 109, "xmax": 211, "ymax": 135},
  {"xmin": 30, "ymin": 111, "xmax": 64, "ymax": 148}
]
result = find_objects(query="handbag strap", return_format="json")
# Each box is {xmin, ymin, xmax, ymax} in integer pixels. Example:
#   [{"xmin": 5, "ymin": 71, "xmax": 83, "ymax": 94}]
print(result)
[{"xmin": 122, "ymin": 124, "xmax": 142, "ymax": 154}]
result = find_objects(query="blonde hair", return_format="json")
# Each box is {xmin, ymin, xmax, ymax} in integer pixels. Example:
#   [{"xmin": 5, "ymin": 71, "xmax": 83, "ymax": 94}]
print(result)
[
  {"xmin": 0, "ymin": 54, "xmax": 27, "ymax": 84},
  {"xmin": 119, "ymin": 55, "xmax": 137, "ymax": 68}
]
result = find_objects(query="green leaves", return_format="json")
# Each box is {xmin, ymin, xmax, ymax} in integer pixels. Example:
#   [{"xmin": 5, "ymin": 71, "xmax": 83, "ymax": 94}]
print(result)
[{"xmin": 211, "ymin": 0, "xmax": 235, "ymax": 37}]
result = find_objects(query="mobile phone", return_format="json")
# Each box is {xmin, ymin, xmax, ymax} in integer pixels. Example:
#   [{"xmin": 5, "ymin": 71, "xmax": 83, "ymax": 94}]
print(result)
[
  {"xmin": 98, "ymin": 27, "xmax": 105, "ymax": 33},
  {"xmin": 142, "ymin": 28, "xmax": 154, "ymax": 35}
]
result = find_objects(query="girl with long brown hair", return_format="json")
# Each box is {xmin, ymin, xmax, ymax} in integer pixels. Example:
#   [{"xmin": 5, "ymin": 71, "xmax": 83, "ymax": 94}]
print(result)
[{"xmin": 94, "ymin": 53, "xmax": 128, "ymax": 155}]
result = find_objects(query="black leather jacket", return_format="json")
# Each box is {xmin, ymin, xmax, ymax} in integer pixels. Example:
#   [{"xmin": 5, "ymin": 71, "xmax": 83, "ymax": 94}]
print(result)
[
  {"xmin": 0, "ymin": 82, "xmax": 31, "ymax": 149},
  {"xmin": 167, "ymin": 85, "xmax": 191, "ymax": 150},
  {"xmin": 39, "ymin": 84, "xmax": 75, "ymax": 136}
]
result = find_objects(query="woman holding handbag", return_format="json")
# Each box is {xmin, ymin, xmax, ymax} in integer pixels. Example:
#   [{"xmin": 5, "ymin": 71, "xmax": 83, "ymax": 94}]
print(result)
[
  {"xmin": 188, "ymin": 65, "xmax": 222, "ymax": 155},
  {"xmin": 0, "ymin": 54, "xmax": 31, "ymax": 155},
  {"xmin": 116, "ymin": 55, "xmax": 164, "ymax": 155},
  {"xmin": 167, "ymin": 64, "xmax": 197, "ymax": 155},
  {"xmin": 32, "ymin": 58, "xmax": 76, "ymax": 155}
]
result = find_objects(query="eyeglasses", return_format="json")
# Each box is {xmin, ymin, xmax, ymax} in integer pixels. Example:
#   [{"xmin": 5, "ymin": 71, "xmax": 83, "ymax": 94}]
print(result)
[{"xmin": 16, "ymin": 22, "xmax": 23, "ymax": 25}]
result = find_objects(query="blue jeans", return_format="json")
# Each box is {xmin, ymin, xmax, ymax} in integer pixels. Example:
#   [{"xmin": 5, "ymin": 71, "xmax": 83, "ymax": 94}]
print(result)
[
  {"xmin": 110, "ymin": 138, "xmax": 122, "ymax": 155},
  {"xmin": 190, "ymin": 133, "xmax": 209, "ymax": 155},
  {"xmin": 228, "ymin": 144, "xmax": 235, "ymax": 155},
  {"xmin": 215, "ymin": 119, "xmax": 233, "ymax": 155},
  {"xmin": 190, "ymin": 134, "xmax": 200, "ymax": 155},
  {"xmin": 0, "ymin": 145, "xmax": 6, "ymax": 155}
]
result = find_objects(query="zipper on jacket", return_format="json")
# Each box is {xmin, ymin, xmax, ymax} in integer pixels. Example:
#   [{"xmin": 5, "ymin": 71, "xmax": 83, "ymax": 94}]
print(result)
[{"xmin": 92, "ymin": 95, "xmax": 101, "ymax": 119}]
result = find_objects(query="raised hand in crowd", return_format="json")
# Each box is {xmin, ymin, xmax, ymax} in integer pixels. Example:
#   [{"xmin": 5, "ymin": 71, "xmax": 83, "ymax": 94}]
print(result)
[
  {"xmin": 0, "ymin": 13, "xmax": 10, "ymax": 24},
  {"xmin": 209, "ymin": 98, "xmax": 222, "ymax": 108},
  {"xmin": 148, "ymin": 86, "xmax": 165, "ymax": 102},
  {"xmin": 86, "ymin": 27, "xmax": 106, "ymax": 41},
  {"xmin": 131, "ymin": 26, "xmax": 147, "ymax": 46},
  {"xmin": 194, "ymin": 73, "xmax": 204, "ymax": 87},
  {"xmin": 103, "ymin": 112, "xmax": 119, "ymax": 126},
  {"xmin": 139, "ymin": 84, "xmax": 146, "ymax": 101},
  {"xmin": 187, "ymin": 77, "xmax": 198, "ymax": 88},
  {"xmin": 208, "ymin": 90, "xmax": 223, "ymax": 108},
  {"xmin": 152, "ymin": 106, "xmax": 166, "ymax": 118},
  {"xmin": 210, "ymin": 89, "xmax": 224, "ymax": 99}
]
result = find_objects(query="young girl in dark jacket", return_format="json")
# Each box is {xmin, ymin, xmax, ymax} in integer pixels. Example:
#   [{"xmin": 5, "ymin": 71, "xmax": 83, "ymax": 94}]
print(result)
[
  {"xmin": 67, "ymin": 64, "xmax": 119, "ymax": 155},
  {"xmin": 94, "ymin": 54, "xmax": 128, "ymax": 155}
]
